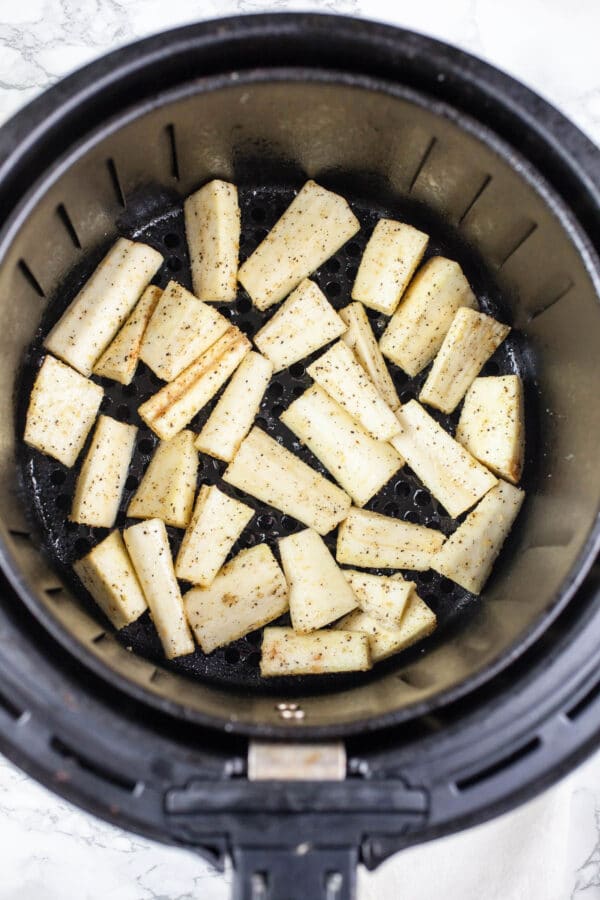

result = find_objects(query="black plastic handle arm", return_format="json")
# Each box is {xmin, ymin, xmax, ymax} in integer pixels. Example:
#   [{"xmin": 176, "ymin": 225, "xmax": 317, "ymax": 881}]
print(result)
[{"xmin": 232, "ymin": 846, "xmax": 358, "ymax": 900}]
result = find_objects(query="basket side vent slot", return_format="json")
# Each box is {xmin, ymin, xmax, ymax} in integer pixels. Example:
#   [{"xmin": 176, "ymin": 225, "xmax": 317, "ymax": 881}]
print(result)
[
  {"xmin": 17, "ymin": 260, "xmax": 45, "ymax": 297},
  {"xmin": 165, "ymin": 123, "xmax": 180, "ymax": 180},
  {"xmin": 454, "ymin": 736, "xmax": 541, "ymax": 792},
  {"xmin": 50, "ymin": 735, "xmax": 140, "ymax": 794},
  {"xmin": 56, "ymin": 203, "xmax": 81, "ymax": 249}
]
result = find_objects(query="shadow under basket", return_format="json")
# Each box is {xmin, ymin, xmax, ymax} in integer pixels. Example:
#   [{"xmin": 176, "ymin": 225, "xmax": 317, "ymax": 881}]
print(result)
[{"xmin": 0, "ymin": 14, "xmax": 598, "ymax": 900}]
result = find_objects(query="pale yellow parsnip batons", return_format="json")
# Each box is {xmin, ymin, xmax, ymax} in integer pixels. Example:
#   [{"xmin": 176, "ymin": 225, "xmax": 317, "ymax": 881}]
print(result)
[
  {"xmin": 431, "ymin": 479, "xmax": 525, "ymax": 594},
  {"xmin": 280, "ymin": 384, "xmax": 402, "ymax": 507},
  {"xmin": 343, "ymin": 569, "xmax": 415, "ymax": 630},
  {"xmin": 238, "ymin": 180, "xmax": 360, "ymax": 310},
  {"xmin": 260, "ymin": 627, "xmax": 371, "ymax": 677},
  {"xmin": 195, "ymin": 351, "xmax": 272, "ymax": 462},
  {"xmin": 184, "ymin": 179, "xmax": 240, "ymax": 301},
  {"xmin": 175, "ymin": 485, "xmax": 254, "ymax": 586},
  {"xmin": 93, "ymin": 285, "xmax": 162, "ymax": 385},
  {"xmin": 334, "ymin": 591, "xmax": 437, "ymax": 662},
  {"xmin": 223, "ymin": 427, "xmax": 351, "ymax": 535},
  {"xmin": 44, "ymin": 238, "xmax": 163, "ymax": 376},
  {"xmin": 24, "ymin": 355, "xmax": 103, "ymax": 467},
  {"xmin": 419, "ymin": 308, "xmax": 510, "ymax": 413},
  {"xmin": 340, "ymin": 302, "xmax": 400, "ymax": 411},
  {"xmin": 74, "ymin": 531, "xmax": 147, "ymax": 631},
  {"xmin": 139, "ymin": 279, "xmax": 229, "ymax": 382},
  {"xmin": 127, "ymin": 430, "xmax": 198, "ymax": 529},
  {"xmin": 379, "ymin": 257, "xmax": 477, "ymax": 376},
  {"xmin": 184, "ymin": 544, "xmax": 288, "ymax": 653},
  {"xmin": 456, "ymin": 375, "xmax": 525, "ymax": 484},
  {"xmin": 391, "ymin": 401, "xmax": 497, "ymax": 518},
  {"xmin": 336, "ymin": 507, "xmax": 445, "ymax": 570},
  {"xmin": 352, "ymin": 218, "xmax": 429, "ymax": 315},
  {"xmin": 307, "ymin": 341, "xmax": 400, "ymax": 441},
  {"xmin": 253, "ymin": 279, "xmax": 346, "ymax": 373},
  {"xmin": 138, "ymin": 326, "xmax": 251, "ymax": 440},
  {"xmin": 71, "ymin": 416, "xmax": 137, "ymax": 528},
  {"xmin": 278, "ymin": 528, "xmax": 357, "ymax": 633},
  {"xmin": 124, "ymin": 519, "xmax": 194, "ymax": 659}
]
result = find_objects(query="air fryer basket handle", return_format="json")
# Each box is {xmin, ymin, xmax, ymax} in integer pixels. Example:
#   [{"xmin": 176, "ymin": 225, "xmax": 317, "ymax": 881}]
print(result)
[{"xmin": 232, "ymin": 845, "xmax": 358, "ymax": 900}]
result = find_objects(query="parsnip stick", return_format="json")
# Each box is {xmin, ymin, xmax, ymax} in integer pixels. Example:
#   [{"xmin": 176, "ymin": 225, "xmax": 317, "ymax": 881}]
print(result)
[
  {"xmin": 74, "ymin": 531, "xmax": 147, "ymax": 630},
  {"xmin": 336, "ymin": 507, "xmax": 445, "ymax": 570},
  {"xmin": 184, "ymin": 179, "xmax": 240, "ymax": 301},
  {"xmin": 340, "ymin": 302, "xmax": 400, "ymax": 411},
  {"xmin": 93, "ymin": 285, "xmax": 162, "ymax": 385},
  {"xmin": 344, "ymin": 570, "xmax": 415, "ymax": 630},
  {"xmin": 128, "ymin": 430, "xmax": 197, "ymax": 529},
  {"xmin": 44, "ymin": 238, "xmax": 163, "ymax": 376},
  {"xmin": 260, "ymin": 627, "xmax": 371, "ymax": 677},
  {"xmin": 334, "ymin": 592, "xmax": 437, "ymax": 662},
  {"xmin": 280, "ymin": 384, "xmax": 402, "ymax": 507},
  {"xmin": 71, "ymin": 416, "xmax": 137, "ymax": 527}
]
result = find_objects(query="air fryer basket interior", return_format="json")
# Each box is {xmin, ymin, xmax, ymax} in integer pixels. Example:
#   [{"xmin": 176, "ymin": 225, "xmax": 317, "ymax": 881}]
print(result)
[{"xmin": 1, "ymin": 72, "xmax": 599, "ymax": 735}]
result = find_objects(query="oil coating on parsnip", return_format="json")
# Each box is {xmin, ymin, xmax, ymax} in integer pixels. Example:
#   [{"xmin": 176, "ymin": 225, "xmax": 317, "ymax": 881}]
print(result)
[
  {"xmin": 456, "ymin": 375, "xmax": 525, "ymax": 484},
  {"xmin": 94, "ymin": 285, "xmax": 162, "ymax": 385},
  {"xmin": 431, "ymin": 479, "xmax": 525, "ymax": 594},
  {"xmin": 70, "ymin": 415, "xmax": 137, "ymax": 528},
  {"xmin": 379, "ymin": 257, "xmax": 477, "ymax": 377},
  {"xmin": 175, "ymin": 485, "xmax": 254, "ymax": 586},
  {"xmin": 124, "ymin": 519, "xmax": 194, "ymax": 660},
  {"xmin": 307, "ymin": 340, "xmax": 400, "ymax": 441},
  {"xmin": 44, "ymin": 238, "xmax": 163, "ymax": 376},
  {"xmin": 336, "ymin": 507, "xmax": 445, "ymax": 571},
  {"xmin": 334, "ymin": 589, "xmax": 437, "ymax": 662},
  {"xmin": 390, "ymin": 401, "xmax": 497, "ymax": 518},
  {"xmin": 253, "ymin": 279, "xmax": 346, "ymax": 373},
  {"xmin": 184, "ymin": 179, "xmax": 240, "ymax": 302},
  {"xmin": 223, "ymin": 427, "xmax": 351, "ymax": 536},
  {"xmin": 419, "ymin": 308, "xmax": 510, "ymax": 413},
  {"xmin": 24, "ymin": 355, "xmax": 103, "ymax": 467},
  {"xmin": 280, "ymin": 384, "xmax": 403, "ymax": 507},
  {"xmin": 260, "ymin": 627, "xmax": 371, "ymax": 677},
  {"xmin": 139, "ymin": 279, "xmax": 230, "ymax": 382},
  {"xmin": 74, "ymin": 531, "xmax": 148, "ymax": 631},
  {"xmin": 339, "ymin": 301, "xmax": 400, "ymax": 411},
  {"xmin": 238, "ymin": 180, "xmax": 360, "ymax": 310},
  {"xmin": 351, "ymin": 218, "xmax": 429, "ymax": 315},
  {"xmin": 278, "ymin": 528, "xmax": 358, "ymax": 633},
  {"xmin": 195, "ymin": 351, "xmax": 273, "ymax": 462},
  {"xmin": 127, "ymin": 430, "xmax": 198, "ymax": 529},
  {"xmin": 138, "ymin": 326, "xmax": 251, "ymax": 440},
  {"xmin": 184, "ymin": 544, "xmax": 288, "ymax": 653},
  {"xmin": 343, "ymin": 570, "xmax": 415, "ymax": 630}
]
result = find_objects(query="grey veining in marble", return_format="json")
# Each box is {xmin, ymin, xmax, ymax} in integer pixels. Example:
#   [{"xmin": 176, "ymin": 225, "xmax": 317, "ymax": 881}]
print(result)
[{"xmin": 0, "ymin": 1, "xmax": 598, "ymax": 898}]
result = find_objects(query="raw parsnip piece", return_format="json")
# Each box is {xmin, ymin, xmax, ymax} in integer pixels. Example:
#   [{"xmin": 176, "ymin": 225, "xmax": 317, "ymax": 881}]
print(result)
[
  {"xmin": 336, "ymin": 507, "xmax": 445, "ymax": 570},
  {"xmin": 44, "ymin": 238, "xmax": 163, "ymax": 376},
  {"xmin": 390, "ymin": 401, "xmax": 497, "ymax": 518},
  {"xmin": 184, "ymin": 179, "xmax": 240, "ymax": 301},
  {"xmin": 93, "ymin": 285, "xmax": 162, "ymax": 384},
  {"xmin": 24, "ymin": 355, "xmax": 103, "ymax": 467},
  {"xmin": 344, "ymin": 570, "xmax": 415, "ymax": 630},
  {"xmin": 280, "ymin": 385, "xmax": 402, "ymax": 507},
  {"xmin": 379, "ymin": 257, "xmax": 477, "ymax": 376},
  {"xmin": 431, "ymin": 480, "xmax": 525, "ymax": 594},
  {"xmin": 124, "ymin": 519, "xmax": 194, "ymax": 659},
  {"xmin": 238, "ymin": 180, "xmax": 360, "ymax": 310},
  {"xmin": 456, "ymin": 376, "xmax": 525, "ymax": 484},
  {"xmin": 74, "ymin": 531, "xmax": 147, "ymax": 630},
  {"xmin": 184, "ymin": 544, "xmax": 288, "ymax": 653},
  {"xmin": 175, "ymin": 485, "xmax": 254, "ymax": 586},
  {"xmin": 334, "ymin": 592, "xmax": 437, "ymax": 662},
  {"xmin": 260, "ymin": 627, "xmax": 371, "ymax": 677},
  {"xmin": 253, "ymin": 279, "xmax": 346, "ymax": 373},
  {"xmin": 307, "ymin": 341, "xmax": 400, "ymax": 440},
  {"xmin": 279, "ymin": 528, "xmax": 357, "ymax": 633},
  {"xmin": 419, "ymin": 308, "xmax": 510, "ymax": 413},
  {"xmin": 340, "ymin": 302, "xmax": 400, "ymax": 411},
  {"xmin": 195, "ymin": 351, "xmax": 272, "ymax": 462},
  {"xmin": 139, "ymin": 280, "xmax": 229, "ymax": 381},
  {"xmin": 352, "ymin": 219, "xmax": 429, "ymax": 315},
  {"xmin": 128, "ymin": 430, "xmax": 197, "ymax": 529},
  {"xmin": 138, "ymin": 326, "xmax": 251, "ymax": 440},
  {"xmin": 223, "ymin": 427, "xmax": 351, "ymax": 535},
  {"xmin": 71, "ymin": 416, "xmax": 137, "ymax": 527}
]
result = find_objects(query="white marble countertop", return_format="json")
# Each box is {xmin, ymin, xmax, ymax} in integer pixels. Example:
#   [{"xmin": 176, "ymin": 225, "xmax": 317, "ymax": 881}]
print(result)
[{"xmin": 0, "ymin": 1, "xmax": 598, "ymax": 898}]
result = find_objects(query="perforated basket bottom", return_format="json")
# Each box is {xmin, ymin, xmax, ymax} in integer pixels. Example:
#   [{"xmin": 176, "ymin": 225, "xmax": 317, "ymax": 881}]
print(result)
[{"xmin": 16, "ymin": 182, "xmax": 533, "ymax": 696}]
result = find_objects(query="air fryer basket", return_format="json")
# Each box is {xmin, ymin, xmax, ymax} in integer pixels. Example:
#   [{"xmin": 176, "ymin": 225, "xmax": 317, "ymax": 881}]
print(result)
[{"xmin": 0, "ymin": 14, "xmax": 598, "ymax": 900}]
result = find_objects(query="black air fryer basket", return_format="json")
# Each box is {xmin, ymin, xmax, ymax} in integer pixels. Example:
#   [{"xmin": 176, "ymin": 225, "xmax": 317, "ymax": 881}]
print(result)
[{"xmin": 0, "ymin": 14, "xmax": 599, "ymax": 900}]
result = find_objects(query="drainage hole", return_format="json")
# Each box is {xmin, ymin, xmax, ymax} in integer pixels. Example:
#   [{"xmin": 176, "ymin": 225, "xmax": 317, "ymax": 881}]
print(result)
[
  {"xmin": 395, "ymin": 481, "xmax": 411, "ymax": 498},
  {"xmin": 346, "ymin": 241, "xmax": 360, "ymax": 258},
  {"xmin": 51, "ymin": 470, "xmax": 66, "ymax": 486},
  {"xmin": 414, "ymin": 490, "xmax": 431, "ymax": 507},
  {"xmin": 326, "ymin": 281, "xmax": 341, "ymax": 298},
  {"xmin": 125, "ymin": 475, "xmax": 138, "ymax": 491},
  {"xmin": 167, "ymin": 257, "xmax": 182, "ymax": 272},
  {"xmin": 163, "ymin": 232, "xmax": 180, "ymax": 249},
  {"xmin": 224, "ymin": 647, "xmax": 240, "ymax": 665},
  {"xmin": 289, "ymin": 363, "xmax": 304, "ymax": 379},
  {"xmin": 138, "ymin": 438, "xmax": 154, "ymax": 455}
]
